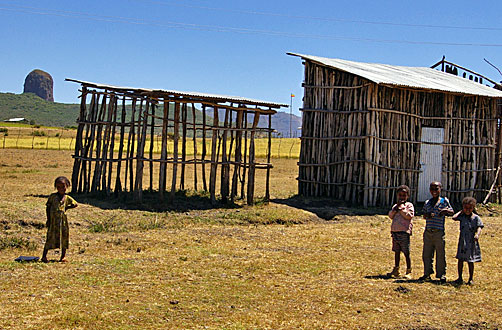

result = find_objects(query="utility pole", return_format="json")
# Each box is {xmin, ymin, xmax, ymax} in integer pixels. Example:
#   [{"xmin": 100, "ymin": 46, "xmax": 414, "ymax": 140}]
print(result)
[{"xmin": 290, "ymin": 93, "xmax": 295, "ymax": 138}]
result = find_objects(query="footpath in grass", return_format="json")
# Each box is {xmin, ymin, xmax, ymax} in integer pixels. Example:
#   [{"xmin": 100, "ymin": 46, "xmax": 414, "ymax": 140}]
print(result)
[{"xmin": 0, "ymin": 149, "xmax": 501, "ymax": 329}]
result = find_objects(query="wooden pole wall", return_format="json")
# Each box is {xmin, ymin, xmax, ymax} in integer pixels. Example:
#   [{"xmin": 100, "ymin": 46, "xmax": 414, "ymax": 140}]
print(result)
[
  {"xmin": 70, "ymin": 85, "xmax": 278, "ymax": 205},
  {"xmin": 299, "ymin": 61, "xmax": 499, "ymax": 206}
]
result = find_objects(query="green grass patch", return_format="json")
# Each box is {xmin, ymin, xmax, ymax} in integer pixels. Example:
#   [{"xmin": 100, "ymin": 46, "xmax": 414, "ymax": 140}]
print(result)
[{"xmin": 0, "ymin": 236, "xmax": 38, "ymax": 250}]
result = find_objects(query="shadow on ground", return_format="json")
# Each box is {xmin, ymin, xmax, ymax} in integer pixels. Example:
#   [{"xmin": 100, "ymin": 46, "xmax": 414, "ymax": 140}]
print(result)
[
  {"xmin": 365, "ymin": 274, "xmax": 467, "ymax": 288},
  {"xmin": 272, "ymin": 195, "xmax": 389, "ymax": 220},
  {"xmin": 27, "ymin": 190, "xmax": 242, "ymax": 212}
]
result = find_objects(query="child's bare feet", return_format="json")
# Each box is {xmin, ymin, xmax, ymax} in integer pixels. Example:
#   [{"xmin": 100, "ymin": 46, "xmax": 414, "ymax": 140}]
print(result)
[
  {"xmin": 466, "ymin": 280, "xmax": 474, "ymax": 285},
  {"xmin": 59, "ymin": 258, "xmax": 68, "ymax": 263}
]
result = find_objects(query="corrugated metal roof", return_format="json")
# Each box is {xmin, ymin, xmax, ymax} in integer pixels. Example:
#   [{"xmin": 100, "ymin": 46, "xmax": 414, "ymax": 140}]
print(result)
[
  {"xmin": 288, "ymin": 53, "xmax": 502, "ymax": 98},
  {"xmin": 66, "ymin": 79, "xmax": 288, "ymax": 108},
  {"xmin": 4, "ymin": 118, "xmax": 26, "ymax": 122}
]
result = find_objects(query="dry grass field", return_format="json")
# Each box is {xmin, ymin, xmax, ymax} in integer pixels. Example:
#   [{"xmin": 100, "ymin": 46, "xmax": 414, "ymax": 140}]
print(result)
[
  {"xmin": 1, "ymin": 148, "xmax": 502, "ymax": 329},
  {"xmin": 0, "ymin": 124, "xmax": 301, "ymax": 159}
]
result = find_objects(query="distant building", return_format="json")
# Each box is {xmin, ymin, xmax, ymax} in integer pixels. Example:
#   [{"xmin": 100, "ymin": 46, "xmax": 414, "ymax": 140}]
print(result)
[{"xmin": 4, "ymin": 118, "xmax": 26, "ymax": 122}]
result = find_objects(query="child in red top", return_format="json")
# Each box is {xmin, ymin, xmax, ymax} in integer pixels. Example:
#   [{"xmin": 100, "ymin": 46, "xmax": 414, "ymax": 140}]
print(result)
[{"xmin": 387, "ymin": 185, "xmax": 415, "ymax": 278}]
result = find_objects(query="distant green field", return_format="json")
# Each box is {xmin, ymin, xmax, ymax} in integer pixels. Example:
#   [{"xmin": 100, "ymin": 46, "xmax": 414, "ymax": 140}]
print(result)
[
  {"xmin": 0, "ymin": 93, "xmax": 207, "ymax": 129},
  {"xmin": 0, "ymin": 92, "xmax": 80, "ymax": 127}
]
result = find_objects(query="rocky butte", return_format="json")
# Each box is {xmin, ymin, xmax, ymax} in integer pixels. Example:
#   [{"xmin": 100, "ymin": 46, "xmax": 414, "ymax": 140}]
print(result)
[{"xmin": 23, "ymin": 69, "xmax": 54, "ymax": 102}]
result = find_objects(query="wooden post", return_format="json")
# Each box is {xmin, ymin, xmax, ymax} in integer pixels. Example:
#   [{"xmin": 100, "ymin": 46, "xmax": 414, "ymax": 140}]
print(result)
[
  {"xmin": 241, "ymin": 111, "xmax": 248, "ymax": 199},
  {"xmin": 82, "ymin": 93, "xmax": 98, "ymax": 194},
  {"xmin": 100, "ymin": 94, "xmax": 115, "ymax": 193},
  {"xmin": 91, "ymin": 94, "xmax": 107, "ymax": 193},
  {"xmin": 106, "ymin": 95, "xmax": 118, "ymax": 195},
  {"xmin": 159, "ymin": 100, "xmax": 169, "ymax": 199},
  {"xmin": 192, "ymin": 103, "xmax": 198, "ymax": 191},
  {"xmin": 114, "ymin": 95, "xmax": 127, "ymax": 194},
  {"xmin": 149, "ymin": 103, "xmax": 156, "ymax": 192},
  {"xmin": 209, "ymin": 106, "xmax": 219, "ymax": 204},
  {"xmin": 231, "ymin": 109, "xmax": 243, "ymax": 201},
  {"xmin": 201, "ymin": 105, "xmax": 208, "ymax": 191},
  {"xmin": 220, "ymin": 108, "xmax": 230, "ymax": 203},
  {"xmin": 247, "ymin": 111, "xmax": 260, "ymax": 205},
  {"xmin": 170, "ymin": 101, "xmax": 181, "ymax": 201},
  {"xmin": 134, "ymin": 101, "xmax": 150, "ymax": 201},
  {"xmin": 71, "ymin": 87, "xmax": 88, "ymax": 193},
  {"xmin": 125, "ymin": 98, "xmax": 137, "ymax": 192},
  {"xmin": 265, "ymin": 111, "xmax": 272, "ymax": 202},
  {"xmin": 98, "ymin": 94, "xmax": 117, "ymax": 194},
  {"xmin": 180, "ymin": 103, "xmax": 187, "ymax": 190}
]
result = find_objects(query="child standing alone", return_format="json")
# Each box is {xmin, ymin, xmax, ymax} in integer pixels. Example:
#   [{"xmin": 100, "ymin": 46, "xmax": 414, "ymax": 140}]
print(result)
[
  {"xmin": 453, "ymin": 197, "xmax": 483, "ymax": 285},
  {"xmin": 387, "ymin": 185, "xmax": 415, "ymax": 279},
  {"xmin": 41, "ymin": 176, "xmax": 77, "ymax": 263}
]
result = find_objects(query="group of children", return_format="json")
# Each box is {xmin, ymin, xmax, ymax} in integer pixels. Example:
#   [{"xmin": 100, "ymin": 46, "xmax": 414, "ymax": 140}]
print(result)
[
  {"xmin": 387, "ymin": 182, "xmax": 484, "ymax": 285},
  {"xmin": 41, "ymin": 176, "xmax": 483, "ymax": 286}
]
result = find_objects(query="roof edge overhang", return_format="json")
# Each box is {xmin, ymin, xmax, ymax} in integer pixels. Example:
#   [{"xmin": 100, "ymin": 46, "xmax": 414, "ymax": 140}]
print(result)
[
  {"xmin": 66, "ymin": 78, "xmax": 289, "ymax": 109},
  {"xmin": 287, "ymin": 52, "xmax": 502, "ymax": 98}
]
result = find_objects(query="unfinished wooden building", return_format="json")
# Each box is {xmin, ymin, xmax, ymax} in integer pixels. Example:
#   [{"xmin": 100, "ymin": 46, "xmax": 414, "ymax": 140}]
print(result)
[
  {"xmin": 288, "ymin": 53, "xmax": 502, "ymax": 206},
  {"xmin": 67, "ymin": 79, "xmax": 287, "ymax": 204}
]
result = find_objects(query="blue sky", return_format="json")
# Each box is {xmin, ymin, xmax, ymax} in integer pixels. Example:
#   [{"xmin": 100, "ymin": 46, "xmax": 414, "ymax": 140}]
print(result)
[{"xmin": 1, "ymin": 0, "xmax": 501, "ymax": 115}]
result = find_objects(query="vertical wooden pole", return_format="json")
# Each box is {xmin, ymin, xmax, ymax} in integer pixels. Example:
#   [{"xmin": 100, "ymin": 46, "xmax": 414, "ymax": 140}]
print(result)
[
  {"xmin": 209, "ymin": 106, "xmax": 219, "ymax": 204},
  {"xmin": 79, "ymin": 91, "xmax": 95, "ymax": 194},
  {"xmin": 180, "ymin": 103, "xmax": 187, "ymax": 190},
  {"xmin": 497, "ymin": 101, "xmax": 502, "ymax": 203},
  {"xmin": 149, "ymin": 103, "xmax": 156, "ymax": 192},
  {"xmin": 91, "ymin": 94, "xmax": 107, "ymax": 193},
  {"xmin": 192, "ymin": 103, "xmax": 198, "ymax": 191},
  {"xmin": 247, "ymin": 111, "xmax": 260, "ymax": 205},
  {"xmin": 159, "ymin": 100, "xmax": 169, "ymax": 199},
  {"xmin": 220, "ymin": 108, "xmax": 230, "ymax": 202},
  {"xmin": 134, "ymin": 101, "xmax": 150, "ymax": 201},
  {"xmin": 170, "ymin": 101, "xmax": 181, "ymax": 201},
  {"xmin": 201, "ymin": 105, "xmax": 208, "ymax": 191},
  {"xmin": 241, "ymin": 111, "xmax": 248, "ymax": 199},
  {"xmin": 231, "ymin": 109, "xmax": 243, "ymax": 201},
  {"xmin": 83, "ymin": 93, "xmax": 98, "ymax": 193},
  {"xmin": 100, "ymin": 94, "xmax": 115, "ymax": 193},
  {"xmin": 71, "ymin": 86, "xmax": 88, "ymax": 193},
  {"xmin": 265, "ymin": 111, "xmax": 272, "ymax": 203},
  {"xmin": 125, "ymin": 98, "xmax": 137, "ymax": 192},
  {"xmin": 106, "ymin": 95, "xmax": 118, "ymax": 195},
  {"xmin": 114, "ymin": 95, "xmax": 127, "ymax": 194}
]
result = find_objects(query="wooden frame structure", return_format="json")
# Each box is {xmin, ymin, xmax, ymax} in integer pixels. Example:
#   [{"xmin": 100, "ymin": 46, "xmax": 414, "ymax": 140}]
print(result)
[
  {"xmin": 289, "ymin": 53, "xmax": 502, "ymax": 206},
  {"xmin": 67, "ymin": 79, "xmax": 287, "ymax": 204}
]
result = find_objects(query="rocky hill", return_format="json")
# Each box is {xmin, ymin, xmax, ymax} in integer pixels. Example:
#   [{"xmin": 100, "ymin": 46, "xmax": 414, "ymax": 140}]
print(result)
[{"xmin": 23, "ymin": 69, "xmax": 54, "ymax": 102}]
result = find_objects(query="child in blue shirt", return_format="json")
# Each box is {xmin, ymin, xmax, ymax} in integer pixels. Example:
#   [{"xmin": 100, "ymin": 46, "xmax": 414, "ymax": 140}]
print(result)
[{"xmin": 419, "ymin": 181, "xmax": 454, "ymax": 283}]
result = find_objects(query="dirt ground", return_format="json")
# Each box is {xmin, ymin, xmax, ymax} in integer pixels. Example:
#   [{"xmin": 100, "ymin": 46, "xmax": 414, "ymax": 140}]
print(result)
[{"xmin": 1, "ymin": 149, "xmax": 501, "ymax": 329}]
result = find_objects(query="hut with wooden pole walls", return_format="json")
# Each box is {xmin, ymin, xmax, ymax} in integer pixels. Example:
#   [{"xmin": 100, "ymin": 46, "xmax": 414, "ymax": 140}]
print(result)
[
  {"xmin": 67, "ymin": 79, "xmax": 287, "ymax": 205},
  {"xmin": 288, "ymin": 53, "xmax": 502, "ymax": 207}
]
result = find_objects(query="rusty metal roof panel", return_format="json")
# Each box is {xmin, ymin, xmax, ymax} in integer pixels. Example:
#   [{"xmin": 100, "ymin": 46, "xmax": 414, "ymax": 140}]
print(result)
[
  {"xmin": 65, "ymin": 79, "xmax": 288, "ymax": 108},
  {"xmin": 288, "ymin": 53, "xmax": 502, "ymax": 98}
]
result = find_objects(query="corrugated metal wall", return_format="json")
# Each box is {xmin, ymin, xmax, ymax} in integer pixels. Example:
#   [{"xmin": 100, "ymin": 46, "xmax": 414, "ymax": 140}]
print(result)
[{"xmin": 417, "ymin": 127, "xmax": 444, "ymax": 201}]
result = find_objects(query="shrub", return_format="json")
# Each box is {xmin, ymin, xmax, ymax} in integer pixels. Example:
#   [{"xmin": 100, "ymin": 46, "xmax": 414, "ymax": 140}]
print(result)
[
  {"xmin": 86, "ymin": 216, "xmax": 124, "ymax": 233},
  {"xmin": 31, "ymin": 130, "xmax": 46, "ymax": 136},
  {"xmin": 0, "ymin": 128, "xmax": 8, "ymax": 134}
]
